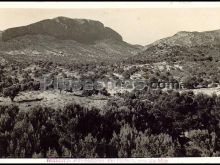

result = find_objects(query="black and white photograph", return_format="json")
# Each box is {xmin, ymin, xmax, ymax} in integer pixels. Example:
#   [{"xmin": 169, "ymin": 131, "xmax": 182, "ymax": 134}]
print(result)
[{"xmin": 0, "ymin": 1, "xmax": 220, "ymax": 163}]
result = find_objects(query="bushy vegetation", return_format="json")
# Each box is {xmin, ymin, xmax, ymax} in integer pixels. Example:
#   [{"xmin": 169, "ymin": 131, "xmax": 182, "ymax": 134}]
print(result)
[
  {"xmin": 1, "ymin": 45, "xmax": 220, "ymax": 158},
  {"xmin": 0, "ymin": 89, "xmax": 220, "ymax": 158}
]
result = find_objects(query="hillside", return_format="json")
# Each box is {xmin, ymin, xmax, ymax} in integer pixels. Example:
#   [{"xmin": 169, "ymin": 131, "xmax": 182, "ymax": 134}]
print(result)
[
  {"xmin": 129, "ymin": 29, "xmax": 220, "ymax": 63},
  {"xmin": 0, "ymin": 35, "xmax": 140, "ymax": 64},
  {"xmin": 150, "ymin": 29, "xmax": 220, "ymax": 47},
  {"xmin": 0, "ymin": 17, "xmax": 140, "ymax": 64},
  {"xmin": 2, "ymin": 17, "xmax": 123, "ymax": 43}
]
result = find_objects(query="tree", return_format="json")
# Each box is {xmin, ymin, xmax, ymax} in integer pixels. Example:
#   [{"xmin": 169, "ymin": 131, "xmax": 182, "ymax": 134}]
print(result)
[
  {"xmin": 122, "ymin": 71, "xmax": 130, "ymax": 80},
  {"xmin": 99, "ymin": 88, "xmax": 110, "ymax": 96},
  {"xmin": 72, "ymin": 133, "xmax": 98, "ymax": 158},
  {"xmin": 3, "ymin": 85, "xmax": 20, "ymax": 102},
  {"xmin": 32, "ymin": 81, "xmax": 40, "ymax": 91},
  {"xmin": 82, "ymin": 88, "xmax": 99, "ymax": 97},
  {"xmin": 186, "ymin": 129, "xmax": 218, "ymax": 157},
  {"xmin": 131, "ymin": 132, "xmax": 175, "ymax": 157},
  {"xmin": 182, "ymin": 76, "xmax": 198, "ymax": 89}
]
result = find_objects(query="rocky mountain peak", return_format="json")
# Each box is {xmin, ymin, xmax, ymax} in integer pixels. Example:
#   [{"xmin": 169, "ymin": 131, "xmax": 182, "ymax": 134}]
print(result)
[{"xmin": 2, "ymin": 17, "xmax": 123, "ymax": 43}]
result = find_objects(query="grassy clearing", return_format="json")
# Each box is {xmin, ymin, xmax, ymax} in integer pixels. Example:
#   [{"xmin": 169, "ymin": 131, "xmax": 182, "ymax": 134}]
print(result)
[{"xmin": 0, "ymin": 90, "xmax": 108, "ymax": 110}]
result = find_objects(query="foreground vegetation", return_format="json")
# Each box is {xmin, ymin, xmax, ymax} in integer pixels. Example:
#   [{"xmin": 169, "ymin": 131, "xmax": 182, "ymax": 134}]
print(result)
[
  {"xmin": 0, "ymin": 89, "xmax": 220, "ymax": 158},
  {"xmin": 1, "ymin": 53, "xmax": 220, "ymax": 158}
]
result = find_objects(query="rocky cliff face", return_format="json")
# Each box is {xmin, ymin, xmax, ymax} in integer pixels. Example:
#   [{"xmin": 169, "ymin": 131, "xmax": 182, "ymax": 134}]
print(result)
[{"xmin": 2, "ymin": 17, "xmax": 123, "ymax": 43}]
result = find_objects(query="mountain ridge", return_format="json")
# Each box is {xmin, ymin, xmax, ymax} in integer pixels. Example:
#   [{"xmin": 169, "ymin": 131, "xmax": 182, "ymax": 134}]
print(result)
[
  {"xmin": 1, "ymin": 17, "xmax": 219, "ymax": 65},
  {"xmin": 151, "ymin": 29, "xmax": 220, "ymax": 47},
  {"xmin": 2, "ymin": 16, "xmax": 123, "ymax": 44},
  {"xmin": 129, "ymin": 28, "xmax": 220, "ymax": 63}
]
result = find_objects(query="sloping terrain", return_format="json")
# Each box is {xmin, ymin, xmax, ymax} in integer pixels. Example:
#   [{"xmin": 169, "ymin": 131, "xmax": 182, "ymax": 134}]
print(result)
[
  {"xmin": 0, "ymin": 35, "xmax": 140, "ymax": 64},
  {"xmin": 150, "ymin": 29, "xmax": 220, "ymax": 47},
  {"xmin": 0, "ymin": 30, "xmax": 2, "ymax": 40},
  {"xmin": 2, "ymin": 17, "xmax": 122, "ymax": 43},
  {"xmin": 0, "ymin": 17, "xmax": 141, "ymax": 64},
  {"xmin": 129, "ymin": 29, "xmax": 220, "ymax": 63}
]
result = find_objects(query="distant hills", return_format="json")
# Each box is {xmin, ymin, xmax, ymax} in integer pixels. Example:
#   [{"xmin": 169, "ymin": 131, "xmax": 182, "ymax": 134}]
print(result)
[
  {"xmin": 0, "ymin": 17, "xmax": 141, "ymax": 64},
  {"xmin": 0, "ymin": 17, "xmax": 220, "ymax": 65},
  {"xmin": 129, "ymin": 29, "xmax": 220, "ymax": 63},
  {"xmin": 150, "ymin": 29, "xmax": 220, "ymax": 47}
]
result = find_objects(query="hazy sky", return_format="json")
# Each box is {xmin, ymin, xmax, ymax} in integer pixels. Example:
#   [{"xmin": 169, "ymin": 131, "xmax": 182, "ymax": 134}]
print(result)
[{"xmin": 0, "ymin": 8, "xmax": 220, "ymax": 45}]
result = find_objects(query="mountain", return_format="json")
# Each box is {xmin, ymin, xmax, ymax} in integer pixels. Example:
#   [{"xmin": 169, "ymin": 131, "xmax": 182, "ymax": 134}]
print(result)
[
  {"xmin": 149, "ymin": 29, "xmax": 220, "ymax": 47},
  {"xmin": 0, "ymin": 17, "xmax": 140, "ymax": 64},
  {"xmin": 130, "ymin": 29, "xmax": 220, "ymax": 63},
  {"xmin": 133, "ymin": 44, "xmax": 144, "ymax": 49},
  {"xmin": 2, "ymin": 17, "xmax": 123, "ymax": 43}
]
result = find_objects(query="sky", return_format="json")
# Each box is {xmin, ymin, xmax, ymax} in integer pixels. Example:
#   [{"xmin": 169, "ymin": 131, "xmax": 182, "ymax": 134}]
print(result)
[{"xmin": 0, "ymin": 6, "xmax": 220, "ymax": 45}]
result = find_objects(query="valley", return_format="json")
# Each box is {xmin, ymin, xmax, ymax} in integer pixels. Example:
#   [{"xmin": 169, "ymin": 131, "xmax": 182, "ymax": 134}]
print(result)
[{"xmin": 0, "ymin": 16, "xmax": 220, "ymax": 158}]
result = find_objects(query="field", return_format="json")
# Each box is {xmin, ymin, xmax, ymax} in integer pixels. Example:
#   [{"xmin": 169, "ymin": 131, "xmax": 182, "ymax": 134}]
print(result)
[{"xmin": 0, "ymin": 90, "xmax": 108, "ymax": 111}]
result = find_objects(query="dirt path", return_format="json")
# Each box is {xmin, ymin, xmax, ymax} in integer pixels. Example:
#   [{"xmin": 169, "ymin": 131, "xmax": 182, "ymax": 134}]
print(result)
[{"xmin": 183, "ymin": 87, "xmax": 220, "ymax": 96}]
